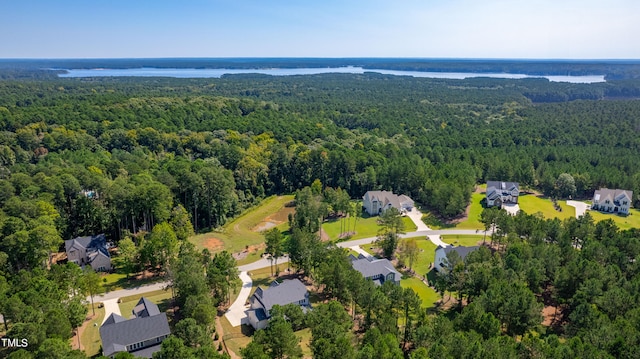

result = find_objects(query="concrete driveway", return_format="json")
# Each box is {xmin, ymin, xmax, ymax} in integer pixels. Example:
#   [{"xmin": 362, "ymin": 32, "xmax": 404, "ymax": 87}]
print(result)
[
  {"xmin": 503, "ymin": 203, "xmax": 520, "ymax": 216},
  {"xmin": 101, "ymin": 298, "xmax": 123, "ymax": 324},
  {"xmin": 566, "ymin": 200, "xmax": 589, "ymax": 218},
  {"xmin": 224, "ymin": 271, "xmax": 252, "ymax": 327},
  {"xmin": 406, "ymin": 207, "xmax": 431, "ymax": 231}
]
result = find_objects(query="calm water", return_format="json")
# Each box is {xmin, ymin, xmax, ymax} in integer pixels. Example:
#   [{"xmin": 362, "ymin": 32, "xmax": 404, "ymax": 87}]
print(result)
[{"xmin": 58, "ymin": 67, "xmax": 606, "ymax": 83}]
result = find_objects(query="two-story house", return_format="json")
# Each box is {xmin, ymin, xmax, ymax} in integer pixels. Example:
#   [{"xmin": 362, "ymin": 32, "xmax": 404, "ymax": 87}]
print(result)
[
  {"xmin": 486, "ymin": 181, "xmax": 519, "ymax": 208},
  {"xmin": 362, "ymin": 190, "xmax": 414, "ymax": 216},
  {"xmin": 64, "ymin": 234, "xmax": 111, "ymax": 272},
  {"xmin": 592, "ymin": 188, "xmax": 633, "ymax": 214}
]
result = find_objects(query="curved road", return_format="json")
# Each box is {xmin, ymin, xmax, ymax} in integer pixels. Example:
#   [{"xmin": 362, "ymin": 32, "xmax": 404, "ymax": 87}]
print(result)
[{"xmin": 90, "ymin": 228, "xmax": 488, "ymax": 327}]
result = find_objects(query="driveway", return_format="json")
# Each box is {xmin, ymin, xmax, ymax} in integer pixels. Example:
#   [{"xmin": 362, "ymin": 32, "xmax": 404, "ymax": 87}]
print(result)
[
  {"xmin": 101, "ymin": 298, "xmax": 123, "ymax": 324},
  {"xmin": 566, "ymin": 200, "xmax": 589, "ymax": 218},
  {"xmin": 348, "ymin": 245, "xmax": 374, "ymax": 259},
  {"xmin": 406, "ymin": 207, "xmax": 431, "ymax": 231},
  {"xmin": 224, "ymin": 271, "xmax": 252, "ymax": 327},
  {"xmin": 503, "ymin": 203, "xmax": 520, "ymax": 216}
]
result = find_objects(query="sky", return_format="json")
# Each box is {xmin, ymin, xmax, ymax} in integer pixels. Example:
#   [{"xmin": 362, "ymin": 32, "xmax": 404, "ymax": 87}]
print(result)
[{"xmin": 1, "ymin": 0, "xmax": 639, "ymax": 59}]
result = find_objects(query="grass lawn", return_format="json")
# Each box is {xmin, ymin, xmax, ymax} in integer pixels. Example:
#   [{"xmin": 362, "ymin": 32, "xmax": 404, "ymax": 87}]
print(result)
[
  {"xmin": 454, "ymin": 192, "xmax": 486, "ymax": 230},
  {"xmin": 323, "ymin": 204, "xmax": 417, "ymax": 241},
  {"xmin": 220, "ymin": 316, "xmax": 253, "ymax": 357},
  {"xmin": 296, "ymin": 328, "xmax": 313, "ymax": 358},
  {"xmin": 408, "ymin": 237, "xmax": 438, "ymax": 278},
  {"xmin": 400, "ymin": 277, "xmax": 439, "ymax": 308},
  {"xmin": 99, "ymin": 270, "xmax": 164, "ymax": 292},
  {"xmin": 441, "ymin": 235, "xmax": 485, "ymax": 247},
  {"xmin": 190, "ymin": 195, "xmax": 295, "ymax": 254},
  {"xmin": 518, "ymin": 194, "xmax": 575, "ymax": 220},
  {"xmin": 587, "ymin": 208, "xmax": 640, "ymax": 230},
  {"xmin": 118, "ymin": 289, "xmax": 173, "ymax": 318},
  {"xmin": 80, "ymin": 306, "xmax": 105, "ymax": 357}
]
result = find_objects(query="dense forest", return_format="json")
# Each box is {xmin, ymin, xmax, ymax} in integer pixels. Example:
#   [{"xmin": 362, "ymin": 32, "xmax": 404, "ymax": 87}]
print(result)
[{"xmin": 1, "ymin": 67, "xmax": 640, "ymax": 357}]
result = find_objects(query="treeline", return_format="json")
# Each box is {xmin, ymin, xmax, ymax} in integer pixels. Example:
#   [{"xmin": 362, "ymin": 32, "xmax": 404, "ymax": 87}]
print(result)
[{"xmin": 244, "ymin": 187, "xmax": 640, "ymax": 359}]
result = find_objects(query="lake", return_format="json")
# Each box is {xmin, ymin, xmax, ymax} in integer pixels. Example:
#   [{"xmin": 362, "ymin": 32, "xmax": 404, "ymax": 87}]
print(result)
[{"xmin": 58, "ymin": 67, "xmax": 606, "ymax": 83}]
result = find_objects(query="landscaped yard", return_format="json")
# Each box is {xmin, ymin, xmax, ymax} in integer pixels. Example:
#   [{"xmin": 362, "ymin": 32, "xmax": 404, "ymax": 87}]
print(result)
[
  {"xmin": 400, "ymin": 277, "xmax": 439, "ymax": 308},
  {"xmin": 190, "ymin": 195, "xmax": 295, "ymax": 254},
  {"xmin": 409, "ymin": 237, "xmax": 438, "ymax": 278},
  {"xmin": 587, "ymin": 208, "xmax": 640, "ymax": 230},
  {"xmin": 441, "ymin": 235, "xmax": 485, "ymax": 247},
  {"xmin": 80, "ymin": 306, "xmax": 105, "ymax": 357},
  {"xmin": 323, "ymin": 208, "xmax": 417, "ymax": 241},
  {"xmin": 518, "ymin": 194, "xmax": 575, "ymax": 220},
  {"xmin": 118, "ymin": 289, "xmax": 173, "ymax": 318}
]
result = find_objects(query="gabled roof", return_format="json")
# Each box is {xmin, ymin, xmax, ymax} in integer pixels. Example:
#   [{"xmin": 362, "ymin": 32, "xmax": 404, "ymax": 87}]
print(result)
[
  {"xmin": 133, "ymin": 297, "xmax": 161, "ymax": 318},
  {"xmin": 351, "ymin": 257, "xmax": 401, "ymax": 283},
  {"xmin": 103, "ymin": 313, "xmax": 127, "ymax": 326},
  {"xmin": 594, "ymin": 188, "xmax": 633, "ymax": 204},
  {"xmin": 252, "ymin": 279, "xmax": 308, "ymax": 313},
  {"xmin": 364, "ymin": 191, "xmax": 414, "ymax": 210},
  {"xmin": 486, "ymin": 181, "xmax": 519, "ymax": 194},
  {"xmin": 65, "ymin": 234, "xmax": 110, "ymax": 259},
  {"xmin": 436, "ymin": 245, "xmax": 480, "ymax": 261},
  {"xmin": 100, "ymin": 312, "xmax": 170, "ymax": 357}
]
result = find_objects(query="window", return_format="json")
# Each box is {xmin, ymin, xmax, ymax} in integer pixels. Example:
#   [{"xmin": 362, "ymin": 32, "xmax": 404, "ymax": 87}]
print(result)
[{"xmin": 623, "ymin": 201, "xmax": 628, "ymax": 205}]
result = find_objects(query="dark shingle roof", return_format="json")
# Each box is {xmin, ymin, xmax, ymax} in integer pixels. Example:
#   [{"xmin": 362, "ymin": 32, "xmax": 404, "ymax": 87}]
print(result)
[
  {"xmin": 351, "ymin": 257, "xmax": 401, "ymax": 283},
  {"xmin": 133, "ymin": 297, "xmax": 160, "ymax": 318},
  {"xmin": 102, "ymin": 313, "xmax": 127, "ymax": 326},
  {"xmin": 440, "ymin": 245, "xmax": 480, "ymax": 261},
  {"xmin": 100, "ymin": 313, "xmax": 170, "ymax": 357},
  {"xmin": 252, "ymin": 279, "xmax": 308, "ymax": 313},
  {"xmin": 65, "ymin": 234, "xmax": 110, "ymax": 258}
]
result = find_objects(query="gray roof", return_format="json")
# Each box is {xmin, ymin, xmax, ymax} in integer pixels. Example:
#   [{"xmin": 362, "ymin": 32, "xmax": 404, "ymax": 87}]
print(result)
[
  {"xmin": 594, "ymin": 188, "xmax": 633, "ymax": 205},
  {"xmin": 438, "ymin": 245, "xmax": 480, "ymax": 261},
  {"xmin": 128, "ymin": 344, "xmax": 163, "ymax": 359},
  {"xmin": 65, "ymin": 234, "xmax": 110, "ymax": 259},
  {"xmin": 103, "ymin": 313, "xmax": 127, "ymax": 326},
  {"xmin": 364, "ymin": 191, "xmax": 414, "ymax": 209},
  {"xmin": 133, "ymin": 297, "xmax": 160, "ymax": 318},
  {"xmin": 252, "ymin": 279, "xmax": 308, "ymax": 313},
  {"xmin": 100, "ymin": 297, "xmax": 170, "ymax": 357},
  {"xmin": 351, "ymin": 257, "xmax": 401, "ymax": 283}
]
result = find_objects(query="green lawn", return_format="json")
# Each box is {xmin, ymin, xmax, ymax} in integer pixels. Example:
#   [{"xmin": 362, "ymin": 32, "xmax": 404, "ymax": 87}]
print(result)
[
  {"xmin": 400, "ymin": 277, "xmax": 439, "ymax": 308},
  {"xmin": 409, "ymin": 237, "xmax": 438, "ymax": 278},
  {"xmin": 441, "ymin": 235, "xmax": 485, "ymax": 247},
  {"xmin": 220, "ymin": 316, "xmax": 253, "ymax": 358},
  {"xmin": 587, "ymin": 208, "xmax": 640, "ymax": 230},
  {"xmin": 296, "ymin": 328, "xmax": 313, "ymax": 358},
  {"xmin": 454, "ymin": 192, "xmax": 486, "ymax": 229},
  {"xmin": 323, "ymin": 204, "xmax": 417, "ymax": 241},
  {"xmin": 80, "ymin": 306, "xmax": 105, "ymax": 357},
  {"xmin": 518, "ymin": 194, "xmax": 575, "ymax": 220},
  {"xmin": 118, "ymin": 289, "xmax": 173, "ymax": 319},
  {"xmin": 99, "ymin": 270, "xmax": 164, "ymax": 292},
  {"xmin": 190, "ymin": 195, "xmax": 295, "ymax": 254}
]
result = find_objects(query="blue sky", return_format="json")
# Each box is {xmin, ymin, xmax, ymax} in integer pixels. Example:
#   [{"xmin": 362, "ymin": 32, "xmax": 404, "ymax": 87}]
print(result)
[{"xmin": 1, "ymin": 0, "xmax": 638, "ymax": 59}]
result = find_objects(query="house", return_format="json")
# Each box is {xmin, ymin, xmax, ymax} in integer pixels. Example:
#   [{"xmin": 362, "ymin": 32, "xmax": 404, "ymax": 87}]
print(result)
[
  {"xmin": 592, "ymin": 188, "xmax": 633, "ymax": 214},
  {"xmin": 247, "ymin": 279, "xmax": 310, "ymax": 330},
  {"xmin": 486, "ymin": 181, "xmax": 519, "ymax": 208},
  {"xmin": 350, "ymin": 255, "xmax": 401, "ymax": 285},
  {"xmin": 100, "ymin": 297, "xmax": 171, "ymax": 358},
  {"xmin": 64, "ymin": 234, "xmax": 111, "ymax": 272},
  {"xmin": 362, "ymin": 190, "xmax": 414, "ymax": 215},
  {"xmin": 434, "ymin": 245, "xmax": 480, "ymax": 272}
]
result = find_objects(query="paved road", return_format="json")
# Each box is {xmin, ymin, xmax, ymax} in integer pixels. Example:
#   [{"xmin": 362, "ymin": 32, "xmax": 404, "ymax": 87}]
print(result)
[{"xmin": 88, "ymin": 229, "xmax": 488, "ymax": 328}]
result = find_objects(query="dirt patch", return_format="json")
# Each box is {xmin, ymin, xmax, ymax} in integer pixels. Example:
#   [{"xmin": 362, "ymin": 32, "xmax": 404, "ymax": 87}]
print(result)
[
  {"xmin": 542, "ymin": 305, "xmax": 559, "ymax": 327},
  {"xmin": 251, "ymin": 207, "xmax": 295, "ymax": 232},
  {"xmin": 70, "ymin": 313, "xmax": 97, "ymax": 351},
  {"xmin": 233, "ymin": 243, "xmax": 266, "ymax": 261},
  {"xmin": 201, "ymin": 236, "xmax": 225, "ymax": 251}
]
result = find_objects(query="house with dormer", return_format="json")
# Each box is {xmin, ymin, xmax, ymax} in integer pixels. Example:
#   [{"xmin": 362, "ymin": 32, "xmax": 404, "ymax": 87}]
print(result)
[
  {"xmin": 592, "ymin": 188, "xmax": 633, "ymax": 214},
  {"xmin": 64, "ymin": 234, "xmax": 111, "ymax": 272},
  {"xmin": 486, "ymin": 181, "xmax": 519, "ymax": 208},
  {"xmin": 350, "ymin": 255, "xmax": 401, "ymax": 286},
  {"xmin": 247, "ymin": 279, "xmax": 310, "ymax": 330},
  {"xmin": 362, "ymin": 190, "xmax": 414, "ymax": 216},
  {"xmin": 100, "ymin": 297, "xmax": 171, "ymax": 358}
]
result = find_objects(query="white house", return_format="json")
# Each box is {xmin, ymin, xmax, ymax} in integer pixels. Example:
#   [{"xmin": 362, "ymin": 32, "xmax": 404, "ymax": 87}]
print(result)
[
  {"xmin": 247, "ymin": 279, "xmax": 310, "ymax": 330},
  {"xmin": 65, "ymin": 234, "xmax": 111, "ymax": 272},
  {"xmin": 486, "ymin": 181, "xmax": 519, "ymax": 208},
  {"xmin": 434, "ymin": 245, "xmax": 480, "ymax": 272},
  {"xmin": 592, "ymin": 188, "xmax": 633, "ymax": 214},
  {"xmin": 362, "ymin": 190, "xmax": 414, "ymax": 216}
]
